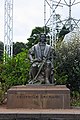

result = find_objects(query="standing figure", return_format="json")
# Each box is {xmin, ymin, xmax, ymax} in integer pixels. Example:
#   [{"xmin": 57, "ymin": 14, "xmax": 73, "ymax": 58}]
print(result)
[{"xmin": 28, "ymin": 33, "xmax": 54, "ymax": 84}]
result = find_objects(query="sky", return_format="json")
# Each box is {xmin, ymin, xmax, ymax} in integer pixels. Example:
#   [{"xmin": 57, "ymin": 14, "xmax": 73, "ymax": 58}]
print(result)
[{"xmin": 0, "ymin": 0, "xmax": 80, "ymax": 43}]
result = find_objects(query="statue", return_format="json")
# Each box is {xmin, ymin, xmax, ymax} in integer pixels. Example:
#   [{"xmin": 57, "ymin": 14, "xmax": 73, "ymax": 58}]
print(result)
[{"xmin": 28, "ymin": 33, "xmax": 54, "ymax": 84}]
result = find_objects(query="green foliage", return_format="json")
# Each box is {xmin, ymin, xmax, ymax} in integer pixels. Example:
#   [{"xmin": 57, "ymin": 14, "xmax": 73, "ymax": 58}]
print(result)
[
  {"xmin": 0, "ymin": 89, "xmax": 5, "ymax": 104},
  {"xmin": 71, "ymin": 91, "xmax": 80, "ymax": 106},
  {"xmin": 58, "ymin": 25, "xmax": 70, "ymax": 39},
  {"xmin": 0, "ymin": 49, "xmax": 30, "ymax": 90},
  {"xmin": 13, "ymin": 42, "xmax": 27, "ymax": 55},
  {"xmin": 55, "ymin": 36, "xmax": 80, "ymax": 91},
  {"xmin": 0, "ymin": 82, "xmax": 5, "ymax": 104},
  {"xmin": 56, "ymin": 25, "xmax": 70, "ymax": 48}
]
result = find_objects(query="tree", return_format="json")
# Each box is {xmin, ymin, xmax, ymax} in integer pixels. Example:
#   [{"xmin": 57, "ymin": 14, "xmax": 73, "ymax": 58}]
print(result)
[
  {"xmin": 56, "ymin": 25, "xmax": 70, "ymax": 48},
  {"xmin": 13, "ymin": 42, "xmax": 27, "ymax": 55},
  {"xmin": 58, "ymin": 25, "xmax": 70, "ymax": 39}
]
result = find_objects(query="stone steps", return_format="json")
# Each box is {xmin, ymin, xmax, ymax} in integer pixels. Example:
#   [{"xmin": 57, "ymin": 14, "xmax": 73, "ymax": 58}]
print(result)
[{"xmin": 0, "ymin": 107, "xmax": 80, "ymax": 120}]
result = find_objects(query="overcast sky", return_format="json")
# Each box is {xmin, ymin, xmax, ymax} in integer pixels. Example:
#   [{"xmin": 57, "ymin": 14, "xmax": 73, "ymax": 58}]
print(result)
[{"xmin": 0, "ymin": 0, "xmax": 80, "ymax": 43}]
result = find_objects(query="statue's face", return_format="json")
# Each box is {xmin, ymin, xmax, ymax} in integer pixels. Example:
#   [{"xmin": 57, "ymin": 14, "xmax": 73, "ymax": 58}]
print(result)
[{"xmin": 40, "ymin": 34, "xmax": 46, "ymax": 43}]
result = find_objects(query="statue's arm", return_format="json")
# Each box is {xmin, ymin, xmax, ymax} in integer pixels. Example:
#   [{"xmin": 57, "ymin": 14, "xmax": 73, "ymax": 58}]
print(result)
[{"xmin": 29, "ymin": 46, "xmax": 35, "ymax": 63}]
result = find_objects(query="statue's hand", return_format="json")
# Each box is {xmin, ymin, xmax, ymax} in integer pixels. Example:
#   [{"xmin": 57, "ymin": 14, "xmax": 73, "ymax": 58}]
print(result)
[
  {"xmin": 31, "ymin": 58, "xmax": 42, "ymax": 63},
  {"xmin": 34, "ymin": 58, "xmax": 38, "ymax": 62},
  {"xmin": 31, "ymin": 59, "xmax": 39, "ymax": 63},
  {"xmin": 31, "ymin": 60, "xmax": 34, "ymax": 63}
]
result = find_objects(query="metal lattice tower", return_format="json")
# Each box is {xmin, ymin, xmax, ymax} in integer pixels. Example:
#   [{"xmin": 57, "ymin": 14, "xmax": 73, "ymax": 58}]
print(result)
[
  {"xmin": 59, "ymin": 0, "xmax": 80, "ymax": 31},
  {"xmin": 44, "ymin": 0, "xmax": 63, "ymax": 47},
  {"xmin": 4, "ymin": 0, "xmax": 13, "ymax": 62},
  {"xmin": 44, "ymin": 0, "xmax": 80, "ymax": 47}
]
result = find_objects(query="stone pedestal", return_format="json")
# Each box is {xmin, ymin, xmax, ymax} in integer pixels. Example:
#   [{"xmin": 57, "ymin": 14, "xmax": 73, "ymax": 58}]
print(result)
[{"xmin": 7, "ymin": 85, "xmax": 70, "ymax": 109}]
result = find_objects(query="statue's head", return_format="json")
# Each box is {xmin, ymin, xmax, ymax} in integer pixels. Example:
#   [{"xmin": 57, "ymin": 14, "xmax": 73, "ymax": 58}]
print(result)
[{"xmin": 40, "ymin": 33, "xmax": 46, "ymax": 43}]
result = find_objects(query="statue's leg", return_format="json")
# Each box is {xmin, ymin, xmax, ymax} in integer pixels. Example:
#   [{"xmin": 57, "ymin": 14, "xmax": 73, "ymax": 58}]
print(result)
[
  {"xmin": 44, "ymin": 62, "xmax": 51, "ymax": 84},
  {"xmin": 30, "ymin": 64, "xmax": 38, "ymax": 79}
]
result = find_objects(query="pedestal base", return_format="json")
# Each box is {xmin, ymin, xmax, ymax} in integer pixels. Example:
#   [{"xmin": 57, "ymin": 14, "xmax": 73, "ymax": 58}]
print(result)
[{"xmin": 7, "ymin": 85, "xmax": 70, "ymax": 109}]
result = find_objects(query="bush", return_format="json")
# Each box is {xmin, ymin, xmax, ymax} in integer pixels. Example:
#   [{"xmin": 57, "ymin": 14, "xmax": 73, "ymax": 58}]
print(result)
[
  {"xmin": 0, "ymin": 49, "xmax": 30, "ymax": 90},
  {"xmin": 54, "ymin": 36, "xmax": 80, "ymax": 91}
]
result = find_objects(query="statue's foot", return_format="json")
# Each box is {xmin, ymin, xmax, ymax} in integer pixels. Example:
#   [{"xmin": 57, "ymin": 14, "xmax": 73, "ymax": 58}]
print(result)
[{"xmin": 45, "ymin": 79, "xmax": 50, "ymax": 84}]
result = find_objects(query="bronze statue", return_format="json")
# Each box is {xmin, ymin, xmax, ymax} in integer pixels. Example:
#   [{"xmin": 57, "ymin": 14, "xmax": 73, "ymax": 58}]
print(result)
[{"xmin": 28, "ymin": 33, "xmax": 54, "ymax": 84}]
